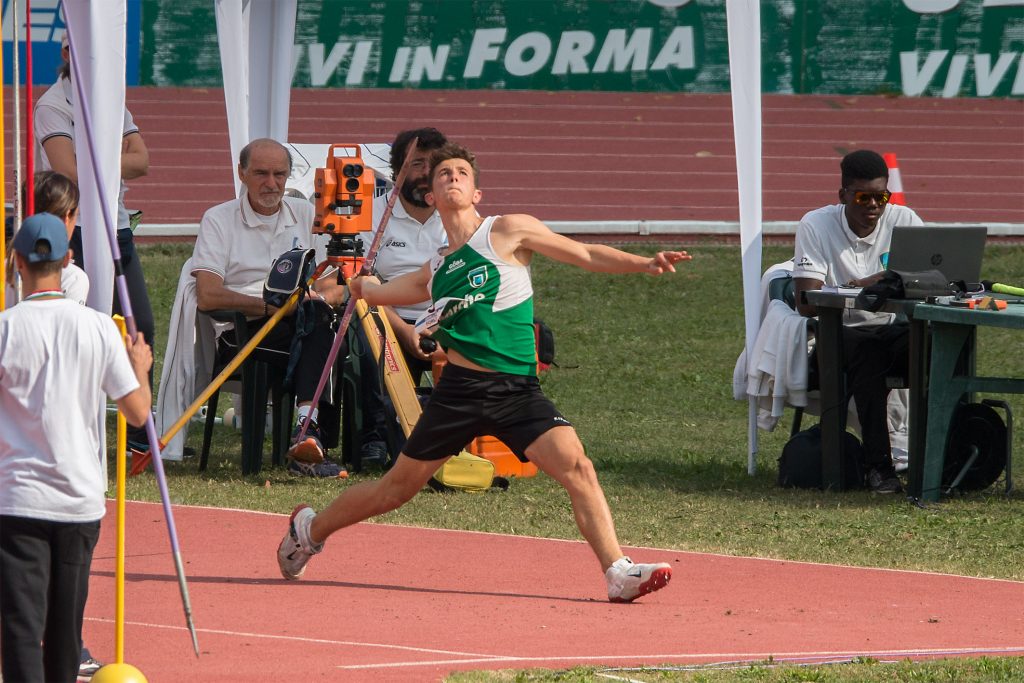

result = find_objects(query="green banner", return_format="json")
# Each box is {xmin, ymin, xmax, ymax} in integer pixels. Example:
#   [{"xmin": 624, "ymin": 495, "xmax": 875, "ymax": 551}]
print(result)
[{"xmin": 141, "ymin": 0, "xmax": 1024, "ymax": 97}]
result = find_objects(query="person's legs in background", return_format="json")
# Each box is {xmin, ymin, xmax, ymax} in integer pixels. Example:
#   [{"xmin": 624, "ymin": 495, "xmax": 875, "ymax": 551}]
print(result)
[
  {"xmin": 352, "ymin": 325, "xmax": 391, "ymax": 468},
  {"xmin": 286, "ymin": 301, "xmax": 346, "ymax": 477},
  {"xmin": 69, "ymin": 227, "xmax": 157, "ymax": 452},
  {"xmin": 842, "ymin": 322, "xmax": 910, "ymax": 492},
  {"xmin": 114, "ymin": 229, "xmax": 156, "ymax": 451}
]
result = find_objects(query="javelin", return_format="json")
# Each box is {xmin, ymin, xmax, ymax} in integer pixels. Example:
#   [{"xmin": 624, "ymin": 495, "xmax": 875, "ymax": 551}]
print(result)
[
  {"xmin": 24, "ymin": 0, "xmax": 34, "ymax": 213},
  {"xmin": 293, "ymin": 138, "xmax": 420, "ymax": 445},
  {"xmin": 64, "ymin": 28, "xmax": 200, "ymax": 658},
  {"xmin": 11, "ymin": 0, "xmax": 21, "ymax": 227},
  {"xmin": 8, "ymin": 0, "xmax": 23, "ymax": 306},
  {"xmin": 0, "ymin": 8, "xmax": 6, "ymax": 310}
]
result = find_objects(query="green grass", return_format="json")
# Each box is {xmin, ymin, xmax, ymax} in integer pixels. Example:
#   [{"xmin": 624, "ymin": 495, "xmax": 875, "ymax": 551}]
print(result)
[
  {"xmin": 446, "ymin": 655, "xmax": 1024, "ymax": 681},
  {"xmin": 126, "ymin": 241, "xmax": 1024, "ymax": 682}
]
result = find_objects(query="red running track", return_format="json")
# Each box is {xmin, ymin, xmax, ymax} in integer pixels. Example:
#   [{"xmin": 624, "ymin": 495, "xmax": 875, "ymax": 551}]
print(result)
[
  {"xmin": 82, "ymin": 500, "xmax": 1024, "ymax": 682},
  {"xmin": 4, "ymin": 89, "xmax": 1023, "ymax": 226}
]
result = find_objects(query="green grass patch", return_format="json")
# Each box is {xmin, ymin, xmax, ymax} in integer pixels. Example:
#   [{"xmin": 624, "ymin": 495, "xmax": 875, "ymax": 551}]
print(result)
[{"xmin": 446, "ymin": 655, "xmax": 1024, "ymax": 682}]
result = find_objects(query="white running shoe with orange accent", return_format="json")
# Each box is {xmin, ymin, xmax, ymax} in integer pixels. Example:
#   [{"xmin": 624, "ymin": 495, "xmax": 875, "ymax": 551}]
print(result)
[
  {"xmin": 605, "ymin": 556, "xmax": 672, "ymax": 603},
  {"xmin": 277, "ymin": 504, "xmax": 323, "ymax": 580}
]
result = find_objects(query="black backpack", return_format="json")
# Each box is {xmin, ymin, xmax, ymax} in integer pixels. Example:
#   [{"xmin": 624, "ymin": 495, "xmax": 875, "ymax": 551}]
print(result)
[
  {"xmin": 263, "ymin": 248, "xmax": 317, "ymax": 308},
  {"xmin": 261, "ymin": 247, "xmax": 320, "ymax": 386},
  {"xmin": 778, "ymin": 424, "xmax": 865, "ymax": 490}
]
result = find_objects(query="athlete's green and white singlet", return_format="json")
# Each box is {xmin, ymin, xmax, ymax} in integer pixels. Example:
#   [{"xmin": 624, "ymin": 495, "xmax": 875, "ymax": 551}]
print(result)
[{"xmin": 426, "ymin": 216, "xmax": 536, "ymax": 376}]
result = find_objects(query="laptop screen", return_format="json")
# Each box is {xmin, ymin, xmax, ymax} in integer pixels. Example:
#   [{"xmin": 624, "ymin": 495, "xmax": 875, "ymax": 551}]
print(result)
[{"xmin": 886, "ymin": 225, "xmax": 987, "ymax": 283}]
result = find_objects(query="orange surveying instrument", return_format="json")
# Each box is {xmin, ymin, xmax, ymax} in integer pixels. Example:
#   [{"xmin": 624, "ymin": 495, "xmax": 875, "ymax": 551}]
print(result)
[{"xmin": 312, "ymin": 144, "xmax": 377, "ymax": 281}]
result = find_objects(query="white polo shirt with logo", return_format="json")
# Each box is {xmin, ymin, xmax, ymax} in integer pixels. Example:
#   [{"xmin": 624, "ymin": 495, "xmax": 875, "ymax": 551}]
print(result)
[
  {"xmin": 793, "ymin": 202, "xmax": 924, "ymax": 326},
  {"xmin": 360, "ymin": 195, "xmax": 447, "ymax": 321},
  {"xmin": 34, "ymin": 77, "xmax": 140, "ymax": 231},
  {"xmin": 192, "ymin": 194, "xmax": 319, "ymax": 300}
]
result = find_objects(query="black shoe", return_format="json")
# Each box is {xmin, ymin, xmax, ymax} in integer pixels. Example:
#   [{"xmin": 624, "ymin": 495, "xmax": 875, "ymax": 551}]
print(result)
[
  {"xmin": 359, "ymin": 440, "xmax": 389, "ymax": 467},
  {"xmin": 867, "ymin": 467, "xmax": 903, "ymax": 494},
  {"xmin": 288, "ymin": 457, "xmax": 345, "ymax": 478}
]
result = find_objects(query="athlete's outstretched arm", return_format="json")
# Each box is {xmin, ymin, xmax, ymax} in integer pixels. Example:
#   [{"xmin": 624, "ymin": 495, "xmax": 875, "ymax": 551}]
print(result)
[
  {"xmin": 350, "ymin": 262, "xmax": 432, "ymax": 306},
  {"xmin": 501, "ymin": 214, "xmax": 690, "ymax": 275}
]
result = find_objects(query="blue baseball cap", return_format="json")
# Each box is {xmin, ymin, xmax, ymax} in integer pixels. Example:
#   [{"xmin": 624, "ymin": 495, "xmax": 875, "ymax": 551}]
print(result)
[{"xmin": 13, "ymin": 213, "xmax": 70, "ymax": 263}]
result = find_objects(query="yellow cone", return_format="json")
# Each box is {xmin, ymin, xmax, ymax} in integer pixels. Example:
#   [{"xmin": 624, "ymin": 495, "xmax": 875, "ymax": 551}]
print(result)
[{"xmin": 91, "ymin": 663, "xmax": 149, "ymax": 683}]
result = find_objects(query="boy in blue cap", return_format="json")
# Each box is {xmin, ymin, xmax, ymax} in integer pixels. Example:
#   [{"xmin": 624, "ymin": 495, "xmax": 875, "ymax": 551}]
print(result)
[{"xmin": 0, "ymin": 213, "xmax": 153, "ymax": 683}]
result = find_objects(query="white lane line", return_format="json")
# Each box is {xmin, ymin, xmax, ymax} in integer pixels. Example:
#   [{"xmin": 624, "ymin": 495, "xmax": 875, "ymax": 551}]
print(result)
[
  {"xmin": 83, "ymin": 617, "xmax": 508, "ymax": 659},
  {"xmin": 333, "ymin": 645, "xmax": 1024, "ymax": 671}
]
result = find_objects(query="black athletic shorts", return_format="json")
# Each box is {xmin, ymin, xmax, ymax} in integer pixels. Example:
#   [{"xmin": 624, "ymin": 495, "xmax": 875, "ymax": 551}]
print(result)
[{"xmin": 402, "ymin": 363, "xmax": 572, "ymax": 462}]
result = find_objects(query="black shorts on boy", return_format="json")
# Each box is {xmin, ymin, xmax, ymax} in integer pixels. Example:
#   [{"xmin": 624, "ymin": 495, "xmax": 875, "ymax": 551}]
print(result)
[{"xmin": 401, "ymin": 363, "xmax": 571, "ymax": 462}]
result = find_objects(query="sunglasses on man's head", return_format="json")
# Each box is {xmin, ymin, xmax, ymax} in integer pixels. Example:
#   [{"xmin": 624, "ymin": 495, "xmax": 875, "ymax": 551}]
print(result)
[{"xmin": 847, "ymin": 189, "xmax": 891, "ymax": 207}]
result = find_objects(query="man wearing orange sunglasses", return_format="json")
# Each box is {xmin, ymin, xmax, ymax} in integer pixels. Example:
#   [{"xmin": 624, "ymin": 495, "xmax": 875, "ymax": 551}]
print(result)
[{"xmin": 791, "ymin": 150, "xmax": 924, "ymax": 494}]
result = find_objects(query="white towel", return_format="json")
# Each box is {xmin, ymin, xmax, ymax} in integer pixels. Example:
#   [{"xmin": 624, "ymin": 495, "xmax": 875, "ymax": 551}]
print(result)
[{"xmin": 155, "ymin": 259, "xmax": 217, "ymax": 460}]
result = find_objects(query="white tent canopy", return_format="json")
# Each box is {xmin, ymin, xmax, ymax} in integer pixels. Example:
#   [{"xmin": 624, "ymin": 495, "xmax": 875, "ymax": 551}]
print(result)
[
  {"xmin": 725, "ymin": 0, "xmax": 764, "ymax": 474},
  {"xmin": 215, "ymin": 0, "xmax": 298, "ymax": 194},
  {"xmin": 64, "ymin": 0, "xmax": 128, "ymax": 314}
]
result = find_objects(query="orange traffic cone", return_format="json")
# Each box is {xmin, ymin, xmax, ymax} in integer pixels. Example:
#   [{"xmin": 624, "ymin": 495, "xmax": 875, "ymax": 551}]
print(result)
[{"xmin": 883, "ymin": 152, "xmax": 906, "ymax": 205}]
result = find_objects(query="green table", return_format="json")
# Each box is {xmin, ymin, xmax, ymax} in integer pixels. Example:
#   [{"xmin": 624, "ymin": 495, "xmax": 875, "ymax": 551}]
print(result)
[{"xmin": 909, "ymin": 302, "xmax": 1024, "ymax": 501}]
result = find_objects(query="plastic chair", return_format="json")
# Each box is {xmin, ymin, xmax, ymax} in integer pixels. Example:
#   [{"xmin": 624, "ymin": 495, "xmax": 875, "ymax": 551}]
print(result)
[{"xmin": 198, "ymin": 310, "xmax": 294, "ymax": 475}]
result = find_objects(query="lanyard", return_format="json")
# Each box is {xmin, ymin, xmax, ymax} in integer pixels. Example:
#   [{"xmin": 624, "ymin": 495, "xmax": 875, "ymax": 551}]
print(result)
[{"xmin": 23, "ymin": 289, "xmax": 64, "ymax": 302}]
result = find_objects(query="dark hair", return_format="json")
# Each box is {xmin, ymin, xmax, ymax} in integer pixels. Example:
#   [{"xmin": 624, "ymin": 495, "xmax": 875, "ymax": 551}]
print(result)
[
  {"xmin": 32, "ymin": 171, "xmax": 79, "ymax": 221},
  {"xmin": 840, "ymin": 150, "xmax": 888, "ymax": 187},
  {"xmin": 22, "ymin": 243, "xmax": 64, "ymax": 277},
  {"xmin": 5, "ymin": 172, "xmax": 78, "ymax": 253},
  {"xmin": 239, "ymin": 138, "xmax": 293, "ymax": 173},
  {"xmin": 428, "ymin": 142, "xmax": 480, "ymax": 185},
  {"xmin": 389, "ymin": 127, "xmax": 447, "ymax": 176},
  {"xmin": 58, "ymin": 41, "xmax": 70, "ymax": 80}
]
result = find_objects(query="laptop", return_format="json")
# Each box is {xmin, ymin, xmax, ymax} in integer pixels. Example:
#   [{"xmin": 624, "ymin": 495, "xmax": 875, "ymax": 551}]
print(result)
[{"xmin": 886, "ymin": 225, "xmax": 987, "ymax": 284}]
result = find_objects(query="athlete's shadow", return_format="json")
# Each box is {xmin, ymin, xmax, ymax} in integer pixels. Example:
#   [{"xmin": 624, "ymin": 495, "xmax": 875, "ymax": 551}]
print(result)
[{"xmin": 90, "ymin": 569, "xmax": 600, "ymax": 604}]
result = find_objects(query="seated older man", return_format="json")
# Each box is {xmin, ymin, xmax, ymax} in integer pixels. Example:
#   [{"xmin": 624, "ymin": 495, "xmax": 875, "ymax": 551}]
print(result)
[{"xmin": 191, "ymin": 138, "xmax": 352, "ymax": 477}]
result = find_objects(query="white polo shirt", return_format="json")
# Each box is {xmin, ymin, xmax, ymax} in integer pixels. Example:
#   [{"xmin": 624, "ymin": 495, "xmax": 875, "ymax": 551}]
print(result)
[
  {"xmin": 192, "ymin": 195, "xmax": 319, "ymax": 299},
  {"xmin": 360, "ymin": 195, "xmax": 447, "ymax": 321},
  {"xmin": 34, "ymin": 77, "xmax": 140, "ymax": 231},
  {"xmin": 0, "ymin": 299, "xmax": 139, "ymax": 522},
  {"xmin": 793, "ymin": 202, "xmax": 924, "ymax": 326}
]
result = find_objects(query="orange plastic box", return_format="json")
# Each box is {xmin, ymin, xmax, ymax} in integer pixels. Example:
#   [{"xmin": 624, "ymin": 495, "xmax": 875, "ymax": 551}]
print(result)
[{"xmin": 468, "ymin": 435, "xmax": 538, "ymax": 478}]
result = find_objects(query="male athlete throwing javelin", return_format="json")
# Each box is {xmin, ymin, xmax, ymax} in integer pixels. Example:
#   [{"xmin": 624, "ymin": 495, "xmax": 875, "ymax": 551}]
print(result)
[{"xmin": 278, "ymin": 142, "xmax": 690, "ymax": 602}]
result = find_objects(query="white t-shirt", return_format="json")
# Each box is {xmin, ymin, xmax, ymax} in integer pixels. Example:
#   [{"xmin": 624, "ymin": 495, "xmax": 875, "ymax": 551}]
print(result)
[
  {"xmin": 792, "ymin": 203, "xmax": 924, "ymax": 326},
  {"xmin": 192, "ymin": 195, "xmax": 320, "ymax": 299},
  {"xmin": 3, "ymin": 262, "xmax": 90, "ymax": 306},
  {"xmin": 0, "ymin": 299, "xmax": 139, "ymax": 522},
  {"xmin": 360, "ymin": 196, "xmax": 447, "ymax": 320},
  {"xmin": 34, "ymin": 77, "xmax": 140, "ymax": 232}
]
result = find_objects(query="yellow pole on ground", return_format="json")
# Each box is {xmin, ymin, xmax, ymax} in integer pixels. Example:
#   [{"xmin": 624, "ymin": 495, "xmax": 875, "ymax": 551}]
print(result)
[
  {"xmin": 116, "ymin": 388, "xmax": 127, "ymax": 661},
  {"xmin": 113, "ymin": 315, "xmax": 128, "ymax": 663},
  {"xmin": 92, "ymin": 318, "xmax": 151, "ymax": 683}
]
